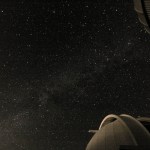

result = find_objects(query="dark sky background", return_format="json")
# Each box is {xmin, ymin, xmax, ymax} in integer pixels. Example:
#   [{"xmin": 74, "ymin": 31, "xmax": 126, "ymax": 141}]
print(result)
[{"xmin": 0, "ymin": 0, "xmax": 150, "ymax": 149}]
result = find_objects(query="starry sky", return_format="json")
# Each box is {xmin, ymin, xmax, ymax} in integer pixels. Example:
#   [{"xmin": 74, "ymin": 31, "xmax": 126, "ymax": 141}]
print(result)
[{"xmin": 0, "ymin": 0, "xmax": 150, "ymax": 150}]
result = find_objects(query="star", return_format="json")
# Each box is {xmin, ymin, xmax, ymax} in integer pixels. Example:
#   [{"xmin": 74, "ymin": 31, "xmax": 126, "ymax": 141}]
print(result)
[{"xmin": 0, "ymin": 1, "xmax": 149, "ymax": 150}]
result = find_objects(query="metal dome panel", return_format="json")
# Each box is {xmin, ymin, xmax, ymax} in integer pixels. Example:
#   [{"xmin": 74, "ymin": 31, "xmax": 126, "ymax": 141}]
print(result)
[{"xmin": 134, "ymin": 0, "xmax": 150, "ymax": 34}]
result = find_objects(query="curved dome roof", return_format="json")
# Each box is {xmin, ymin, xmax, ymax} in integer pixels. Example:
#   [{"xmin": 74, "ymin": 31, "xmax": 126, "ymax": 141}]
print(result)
[
  {"xmin": 86, "ymin": 114, "xmax": 150, "ymax": 150},
  {"xmin": 134, "ymin": 0, "xmax": 150, "ymax": 34}
]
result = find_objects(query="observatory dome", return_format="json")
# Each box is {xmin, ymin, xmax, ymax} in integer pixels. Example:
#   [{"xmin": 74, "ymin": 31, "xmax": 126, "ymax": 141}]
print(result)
[
  {"xmin": 134, "ymin": 0, "xmax": 150, "ymax": 34},
  {"xmin": 86, "ymin": 114, "xmax": 150, "ymax": 150}
]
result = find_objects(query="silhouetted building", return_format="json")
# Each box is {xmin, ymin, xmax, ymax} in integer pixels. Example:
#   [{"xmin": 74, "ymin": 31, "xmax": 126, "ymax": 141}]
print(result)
[{"xmin": 86, "ymin": 114, "xmax": 150, "ymax": 150}]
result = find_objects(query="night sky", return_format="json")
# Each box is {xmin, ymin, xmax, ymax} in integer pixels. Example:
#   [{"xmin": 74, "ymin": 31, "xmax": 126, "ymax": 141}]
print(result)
[{"xmin": 0, "ymin": 0, "xmax": 150, "ymax": 149}]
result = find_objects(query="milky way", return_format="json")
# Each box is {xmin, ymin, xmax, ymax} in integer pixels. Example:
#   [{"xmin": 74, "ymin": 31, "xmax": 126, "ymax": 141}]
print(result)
[{"xmin": 0, "ymin": 0, "xmax": 150, "ymax": 149}]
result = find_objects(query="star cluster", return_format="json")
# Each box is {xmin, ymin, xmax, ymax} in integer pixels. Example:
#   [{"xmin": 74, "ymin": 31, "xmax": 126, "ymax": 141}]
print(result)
[{"xmin": 0, "ymin": 0, "xmax": 150, "ymax": 149}]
